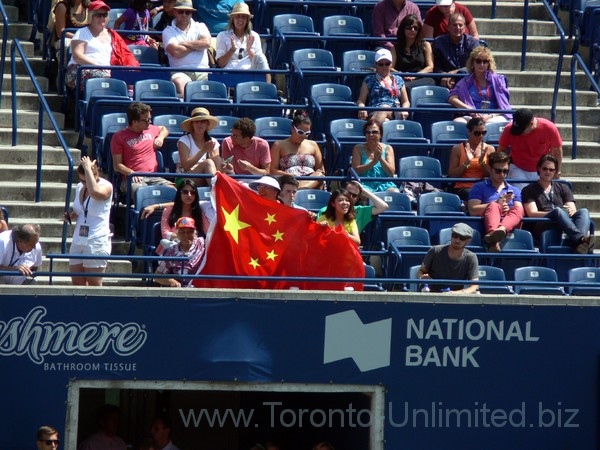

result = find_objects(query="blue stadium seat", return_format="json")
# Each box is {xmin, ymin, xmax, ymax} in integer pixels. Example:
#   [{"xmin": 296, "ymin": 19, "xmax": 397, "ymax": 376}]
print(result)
[
  {"xmin": 322, "ymin": 15, "xmax": 367, "ymax": 64},
  {"xmin": 398, "ymin": 155, "xmax": 442, "ymax": 186},
  {"xmin": 514, "ymin": 266, "xmax": 565, "ymax": 295},
  {"xmin": 154, "ymin": 114, "xmax": 188, "ymax": 171},
  {"xmin": 272, "ymin": 14, "xmax": 319, "ymax": 68},
  {"xmin": 484, "ymin": 121, "xmax": 507, "ymax": 147},
  {"xmin": 235, "ymin": 81, "xmax": 283, "ymax": 119},
  {"xmin": 342, "ymin": 49, "xmax": 376, "ymax": 93},
  {"xmin": 477, "ymin": 265, "xmax": 514, "ymax": 294},
  {"xmin": 184, "ymin": 80, "xmax": 232, "ymax": 116},
  {"xmin": 134, "ymin": 79, "xmax": 180, "ymax": 116},
  {"xmin": 385, "ymin": 225, "xmax": 431, "ymax": 285},
  {"xmin": 212, "ymin": 116, "xmax": 238, "ymax": 139},
  {"xmin": 497, "ymin": 229, "xmax": 540, "ymax": 280},
  {"xmin": 310, "ymin": 83, "xmax": 355, "ymax": 134},
  {"xmin": 107, "ymin": 8, "xmax": 126, "ymax": 29},
  {"xmin": 431, "ymin": 121, "xmax": 469, "ymax": 175},
  {"xmin": 328, "ymin": 118, "xmax": 366, "ymax": 173},
  {"xmin": 128, "ymin": 45, "xmax": 160, "ymax": 66},
  {"xmin": 417, "ymin": 192, "xmax": 465, "ymax": 242},
  {"xmin": 255, "ymin": 117, "xmax": 292, "ymax": 142},
  {"xmin": 382, "ymin": 120, "xmax": 430, "ymax": 160},
  {"xmin": 367, "ymin": 191, "xmax": 417, "ymax": 247},
  {"xmin": 411, "ymin": 86, "xmax": 452, "ymax": 141},
  {"xmin": 94, "ymin": 112, "xmax": 128, "ymax": 172},
  {"xmin": 364, "ymin": 263, "xmax": 386, "ymax": 291},
  {"xmin": 567, "ymin": 267, "xmax": 600, "ymax": 296},
  {"xmin": 290, "ymin": 48, "xmax": 338, "ymax": 103},
  {"xmin": 295, "ymin": 189, "xmax": 331, "ymax": 211}
]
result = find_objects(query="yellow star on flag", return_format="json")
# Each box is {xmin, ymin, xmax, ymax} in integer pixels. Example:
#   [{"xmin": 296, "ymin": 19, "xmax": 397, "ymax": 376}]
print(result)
[
  {"xmin": 265, "ymin": 213, "xmax": 276, "ymax": 225},
  {"xmin": 272, "ymin": 230, "xmax": 284, "ymax": 242},
  {"xmin": 222, "ymin": 204, "xmax": 251, "ymax": 244},
  {"xmin": 266, "ymin": 249, "xmax": 278, "ymax": 261},
  {"xmin": 249, "ymin": 258, "xmax": 260, "ymax": 269}
]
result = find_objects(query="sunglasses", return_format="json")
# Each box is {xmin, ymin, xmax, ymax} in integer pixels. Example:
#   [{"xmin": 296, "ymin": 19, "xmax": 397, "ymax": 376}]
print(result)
[
  {"xmin": 365, "ymin": 130, "xmax": 380, "ymax": 135},
  {"xmin": 137, "ymin": 117, "xmax": 152, "ymax": 124},
  {"xmin": 492, "ymin": 168, "xmax": 510, "ymax": 175},
  {"xmin": 94, "ymin": 12, "xmax": 109, "ymax": 18},
  {"xmin": 238, "ymin": 48, "xmax": 243, "ymax": 60},
  {"xmin": 293, "ymin": 125, "xmax": 311, "ymax": 136},
  {"xmin": 405, "ymin": 25, "xmax": 419, "ymax": 31},
  {"xmin": 541, "ymin": 167, "xmax": 556, "ymax": 172},
  {"xmin": 377, "ymin": 62, "xmax": 391, "ymax": 67},
  {"xmin": 176, "ymin": 9, "xmax": 192, "ymax": 14},
  {"xmin": 472, "ymin": 130, "xmax": 487, "ymax": 137},
  {"xmin": 474, "ymin": 58, "xmax": 490, "ymax": 65},
  {"xmin": 451, "ymin": 232, "xmax": 469, "ymax": 241},
  {"xmin": 181, "ymin": 189, "xmax": 196, "ymax": 195},
  {"xmin": 39, "ymin": 440, "xmax": 60, "ymax": 446}
]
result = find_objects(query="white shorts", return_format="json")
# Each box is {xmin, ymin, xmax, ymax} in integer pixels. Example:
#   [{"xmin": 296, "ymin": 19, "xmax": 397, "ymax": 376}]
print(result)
[{"xmin": 69, "ymin": 237, "xmax": 111, "ymax": 268}]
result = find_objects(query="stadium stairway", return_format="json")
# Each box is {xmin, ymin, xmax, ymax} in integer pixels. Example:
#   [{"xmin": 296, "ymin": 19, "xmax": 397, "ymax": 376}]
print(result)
[{"xmin": 0, "ymin": 4, "xmax": 133, "ymax": 284}]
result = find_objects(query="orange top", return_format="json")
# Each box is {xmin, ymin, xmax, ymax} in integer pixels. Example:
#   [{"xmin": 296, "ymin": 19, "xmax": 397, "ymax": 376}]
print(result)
[{"xmin": 454, "ymin": 142, "xmax": 487, "ymax": 189}]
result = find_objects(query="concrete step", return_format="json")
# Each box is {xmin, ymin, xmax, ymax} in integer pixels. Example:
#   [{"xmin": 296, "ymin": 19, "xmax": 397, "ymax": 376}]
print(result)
[
  {"xmin": 0, "ymin": 109, "xmax": 66, "ymax": 129},
  {"xmin": 40, "ymin": 256, "xmax": 133, "ymax": 274},
  {"xmin": 556, "ymin": 125, "xmax": 600, "ymax": 143},
  {"xmin": 509, "ymin": 87, "xmax": 599, "ymax": 107},
  {"xmin": 0, "ymin": 145, "xmax": 81, "ymax": 165},
  {"xmin": 35, "ymin": 276, "xmax": 147, "ymax": 286},
  {"xmin": 0, "ymin": 38, "xmax": 35, "ymax": 57},
  {"xmin": 467, "ymin": 1, "xmax": 550, "ymax": 20},
  {"xmin": 0, "ymin": 128, "xmax": 79, "ymax": 147},
  {"xmin": 1, "ymin": 200, "xmax": 80, "ymax": 219},
  {"xmin": 38, "ymin": 236, "xmax": 132, "ymax": 256},
  {"xmin": 2, "ymin": 58, "xmax": 48, "ymax": 76},
  {"xmin": 525, "ymin": 105, "xmax": 600, "ymax": 125},
  {"xmin": 0, "ymin": 164, "xmax": 71, "ymax": 183},
  {"xmin": 562, "ymin": 160, "xmax": 600, "ymax": 178},
  {"xmin": 9, "ymin": 217, "xmax": 73, "ymax": 237},
  {"xmin": 0, "ymin": 5, "xmax": 20, "ymax": 22},
  {"xmin": 478, "ymin": 18, "xmax": 561, "ymax": 37},
  {"xmin": 0, "ymin": 91, "xmax": 63, "ymax": 111},
  {"xmin": 0, "ymin": 181, "xmax": 76, "ymax": 202},
  {"xmin": 503, "ymin": 70, "xmax": 594, "ymax": 91},
  {"xmin": 563, "ymin": 142, "xmax": 600, "ymax": 159},
  {"xmin": 483, "ymin": 35, "xmax": 573, "ymax": 54},
  {"xmin": 496, "ymin": 51, "xmax": 574, "ymax": 72},
  {"xmin": 1, "ymin": 74, "xmax": 50, "ymax": 93},
  {"xmin": 571, "ymin": 194, "xmax": 600, "ymax": 211}
]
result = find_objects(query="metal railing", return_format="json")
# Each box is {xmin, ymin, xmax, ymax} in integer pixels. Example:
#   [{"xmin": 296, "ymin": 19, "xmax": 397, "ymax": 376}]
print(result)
[{"xmin": 10, "ymin": 39, "xmax": 74, "ymax": 254}]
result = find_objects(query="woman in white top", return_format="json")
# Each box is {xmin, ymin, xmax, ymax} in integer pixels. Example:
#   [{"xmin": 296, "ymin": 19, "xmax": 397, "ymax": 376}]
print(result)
[
  {"xmin": 65, "ymin": 156, "xmax": 113, "ymax": 286},
  {"xmin": 215, "ymin": 2, "xmax": 270, "ymax": 82},
  {"xmin": 177, "ymin": 108, "xmax": 219, "ymax": 184}
]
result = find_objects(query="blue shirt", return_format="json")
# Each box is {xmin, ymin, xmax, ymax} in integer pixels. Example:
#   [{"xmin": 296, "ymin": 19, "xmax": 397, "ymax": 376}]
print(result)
[
  {"xmin": 433, "ymin": 33, "xmax": 480, "ymax": 73},
  {"xmin": 468, "ymin": 178, "xmax": 522, "ymax": 206}
]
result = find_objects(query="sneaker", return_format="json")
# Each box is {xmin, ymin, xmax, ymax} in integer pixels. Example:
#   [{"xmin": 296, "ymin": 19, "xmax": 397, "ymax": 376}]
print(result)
[{"xmin": 484, "ymin": 226, "xmax": 507, "ymax": 244}]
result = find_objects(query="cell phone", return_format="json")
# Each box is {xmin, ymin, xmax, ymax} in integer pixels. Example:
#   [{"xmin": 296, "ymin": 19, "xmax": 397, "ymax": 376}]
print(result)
[
  {"xmin": 506, "ymin": 190, "xmax": 514, "ymax": 196},
  {"xmin": 224, "ymin": 155, "xmax": 234, "ymax": 164},
  {"xmin": 64, "ymin": 210, "xmax": 72, "ymax": 225}
]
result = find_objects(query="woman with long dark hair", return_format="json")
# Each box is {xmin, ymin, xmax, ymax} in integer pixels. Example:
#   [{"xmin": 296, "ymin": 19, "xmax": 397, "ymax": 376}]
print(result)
[{"xmin": 316, "ymin": 189, "xmax": 360, "ymax": 245}]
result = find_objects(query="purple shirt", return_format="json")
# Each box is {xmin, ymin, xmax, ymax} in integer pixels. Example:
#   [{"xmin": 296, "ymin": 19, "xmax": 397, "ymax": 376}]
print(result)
[
  {"xmin": 372, "ymin": 0, "xmax": 422, "ymax": 49},
  {"xmin": 449, "ymin": 71, "xmax": 512, "ymax": 119}
]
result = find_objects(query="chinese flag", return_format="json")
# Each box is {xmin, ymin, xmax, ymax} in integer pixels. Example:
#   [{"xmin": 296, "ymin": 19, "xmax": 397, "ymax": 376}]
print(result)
[{"xmin": 194, "ymin": 173, "xmax": 364, "ymax": 290}]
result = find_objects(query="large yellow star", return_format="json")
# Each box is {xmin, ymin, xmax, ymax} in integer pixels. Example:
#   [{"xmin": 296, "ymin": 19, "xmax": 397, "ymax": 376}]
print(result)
[
  {"xmin": 222, "ymin": 204, "xmax": 251, "ymax": 243},
  {"xmin": 265, "ymin": 213, "xmax": 276, "ymax": 225},
  {"xmin": 266, "ymin": 249, "xmax": 278, "ymax": 261},
  {"xmin": 249, "ymin": 258, "xmax": 260, "ymax": 269},
  {"xmin": 272, "ymin": 230, "xmax": 284, "ymax": 242}
]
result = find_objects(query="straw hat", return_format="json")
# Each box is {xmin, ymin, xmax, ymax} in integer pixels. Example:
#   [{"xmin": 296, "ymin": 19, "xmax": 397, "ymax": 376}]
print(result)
[
  {"xmin": 180, "ymin": 108, "xmax": 219, "ymax": 133},
  {"xmin": 172, "ymin": 0, "xmax": 196, "ymax": 11},
  {"xmin": 228, "ymin": 2, "xmax": 253, "ymax": 18}
]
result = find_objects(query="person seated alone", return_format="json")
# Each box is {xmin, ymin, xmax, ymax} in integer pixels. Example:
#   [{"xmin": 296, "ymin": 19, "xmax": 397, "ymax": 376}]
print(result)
[
  {"xmin": 416, "ymin": 222, "xmax": 479, "ymax": 293},
  {"xmin": 522, "ymin": 154, "xmax": 593, "ymax": 254}
]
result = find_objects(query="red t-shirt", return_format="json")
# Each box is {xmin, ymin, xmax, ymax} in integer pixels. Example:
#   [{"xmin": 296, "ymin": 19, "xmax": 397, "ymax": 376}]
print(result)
[
  {"xmin": 221, "ymin": 136, "xmax": 271, "ymax": 175},
  {"xmin": 498, "ymin": 117, "xmax": 563, "ymax": 172},
  {"xmin": 111, "ymin": 125, "xmax": 160, "ymax": 172},
  {"xmin": 424, "ymin": 3, "xmax": 474, "ymax": 37}
]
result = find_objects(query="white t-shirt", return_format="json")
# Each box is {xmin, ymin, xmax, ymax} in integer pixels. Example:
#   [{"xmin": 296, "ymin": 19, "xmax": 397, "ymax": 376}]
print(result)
[
  {"xmin": 176, "ymin": 135, "xmax": 220, "ymax": 165},
  {"xmin": 215, "ymin": 29, "xmax": 264, "ymax": 70},
  {"xmin": 72, "ymin": 178, "xmax": 113, "ymax": 245},
  {"xmin": 163, "ymin": 19, "xmax": 210, "ymax": 68},
  {"xmin": 68, "ymin": 26, "xmax": 112, "ymax": 66},
  {"xmin": 0, "ymin": 230, "xmax": 43, "ymax": 285}
]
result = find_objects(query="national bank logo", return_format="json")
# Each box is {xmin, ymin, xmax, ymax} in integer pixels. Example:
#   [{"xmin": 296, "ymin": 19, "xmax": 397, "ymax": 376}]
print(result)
[
  {"xmin": 323, "ymin": 310, "xmax": 392, "ymax": 372},
  {"xmin": 0, "ymin": 306, "xmax": 148, "ymax": 364}
]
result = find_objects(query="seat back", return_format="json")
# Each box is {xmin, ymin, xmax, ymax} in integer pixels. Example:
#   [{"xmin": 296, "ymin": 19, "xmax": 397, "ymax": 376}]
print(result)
[
  {"xmin": 255, "ymin": 117, "xmax": 293, "ymax": 141},
  {"xmin": 134, "ymin": 79, "xmax": 178, "ymax": 100},
  {"xmin": 514, "ymin": 266, "xmax": 563, "ymax": 295},
  {"xmin": 386, "ymin": 225, "xmax": 430, "ymax": 247},
  {"xmin": 295, "ymin": 190, "xmax": 331, "ymax": 211},
  {"xmin": 373, "ymin": 191, "xmax": 412, "ymax": 213},
  {"xmin": 96, "ymin": 112, "xmax": 128, "ymax": 171},
  {"xmin": 213, "ymin": 116, "xmax": 238, "ymax": 139},
  {"xmin": 311, "ymin": 83, "xmax": 353, "ymax": 103},
  {"xmin": 342, "ymin": 49, "xmax": 376, "ymax": 92},
  {"xmin": 292, "ymin": 48, "xmax": 335, "ymax": 69},
  {"xmin": 235, "ymin": 81, "xmax": 282, "ymax": 118},
  {"xmin": 153, "ymin": 114, "xmax": 188, "ymax": 137},
  {"xmin": 273, "ymin": 14, "xmax": 316, "ymax": 34},
  {"xmin": 567, "ymin": 267, "xmax": 600, "ymax": 295},
  {"xmin": 418, "ymin": 192, "xmax": 463, "ymax": 215},
  {"xmin": 129, "ymin": 45, "xmax": 160, "ymax": 65},
  {"xmin": 411, "ymin": 86, "xmax": 452, "ymax": 140},
  {"xmin": 323, "ymin": 15, "xmax": 365, "ymax": 35},
  {"xmin": 477, "ymin": 265, "xmax": 514, "ymax": 294},
  {"xmin": 398, "ymin": 156, "xmax": 442, "ymax": 179},
  {"xmin": 484, "ymin": 122, "xmax": 507, "ymax": 146},
  {"xmin": 329, "ymin": 118, "xmax": 366, "ymax": 172},
  {"xmin": 431, "ymin": 121, "xmax": 469, "ymax": 175},
  {"xmin": 184, "ymin": 80, "xmax": 232, "ymax": 116}
]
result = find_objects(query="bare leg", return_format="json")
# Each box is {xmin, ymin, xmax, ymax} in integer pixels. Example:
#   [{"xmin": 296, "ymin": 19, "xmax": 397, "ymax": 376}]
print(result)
[{"xmin": 70, "ymin": 264, "xmax": 88, "ymax": 286}]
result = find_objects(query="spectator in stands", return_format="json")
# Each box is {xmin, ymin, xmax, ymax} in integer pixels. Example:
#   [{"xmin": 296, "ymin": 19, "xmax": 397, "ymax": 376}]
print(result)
[
  {"xmin": 392, "ymin": 15, "xmax": 435, "ymax": 93},
  {"xmin": 215, "ymin": 3, "xmax": 270, "ymax": 82},
  {"xmin": 447, "ymin": 117, "xmax": 494, "ymax": 201},
  {"xmin": 163, "ymin": 0, "xmax": 211, "ymax": 96},
  {"xmin": 317, "ymin": 189, "xmax": 361, "ymax": 245},
  {"xmin": 52, "ymin": 0, "xmax": 89, "ymax": 52},
  {"xmin": 448, "ymin": 46, "xmax": 511, "ymax": 124},
  {"xmin": 0, "ymin": 208, "xmax": 7, "ymax": 232},
  {"xmin": 152, "ymin": 0, "xmax": 175, "ymax": 31},
  {"xmin": 193, "ymin": 0, "xmax": 242, "ymax": 33},
  {"xmin": 37, "ymin": 425, "xmax": 59, "ymax": 450},
  {"xmin": 522, "ymin": 154, "xmax": 593, "ymax": 254},
  {"xmin": 113, "ymin": 0, "xmax": 158, "ymax": 48},
  {"xmin": 317, "ymin": 180, "xmax": 389, "ymax": 232},
  {"xmin": 79, "ymin": 404, "xmax": 127, "ymax": 450},
  {"xmin": 351, "ymin": 119, "xmax": 400, "ymax": 192},
  {"xmin": 154, "ymin": 217, "xmax": 205, "ymax": 287},
  {"xmin": 0, "ymin": 224, "xmax": 42, "ymax": 285},
  {"xmin": 372, "ymin": 0, "xmax": 421, "ymax": 51},
  {"xmin": 65, "ymin": 0, "xmax": 140, "ymax": 90},
  {"xmin": 423, "ymin": 0, "xmax": 479, "ymax": 39},
  {"xmin": 357, "ymin": 48, "xmax": 410, "ymax": 123},
  {"xmin": 278, "ymin": 175, "xmax": 307, "ymax": 210},
  {"xmin": 249, "ymin": 176, "xmax": 281, "ymax": 202},
  {"xmin": 269, "ymin": 111, "xmax": 325, "ymax": 190},
  {"xmin": 219, "ymin": 117, "xmax": 271, "ymax": 175},
  {"xmin": 497, "ymin": 108, "xmax": 563, "ymax": 189},
  {"xmin": 111, "ymin": 102, "xmax": 174, "ymax": 196},
  {"xmin": 150, "ymin": 415, "xmax": 180, "ymax": 450},
  {"xmin": 468, "ymin": 151, "xmax": 524, "ymax": 252},
  {"xmin": 432, "ymin": 12, "xmax": 480, "ymax": 89},
  {"xmin": 177, "ymin": 107, "xmax": 219, "ymax": 179},
  {"xmin": 65, "ymin": 156, "xmax": 112, "ymax": 286},
  {"xmin": 416, "ymin": 222, "xmax": 479, "ymax": 293}
]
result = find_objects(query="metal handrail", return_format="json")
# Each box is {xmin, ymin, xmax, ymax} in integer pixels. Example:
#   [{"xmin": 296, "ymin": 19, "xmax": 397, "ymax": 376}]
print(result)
[
  {"xmin": 10, "ymin": 39, "xmax": 74, "ymax": 254},
  {"xmin": 0, "ymin": 1, "xmax": 8, "ymax": 108}
]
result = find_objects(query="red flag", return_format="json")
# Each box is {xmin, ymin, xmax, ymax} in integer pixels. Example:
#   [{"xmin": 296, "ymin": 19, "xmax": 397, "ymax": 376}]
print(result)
[{"xmin": 194, "ymin": 173, "xmax": 365, "ymax": 290}]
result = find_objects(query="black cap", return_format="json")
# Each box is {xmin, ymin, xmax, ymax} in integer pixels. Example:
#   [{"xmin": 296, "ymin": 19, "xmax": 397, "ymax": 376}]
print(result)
[{"xmin": 510, "ymin": 108, "xmax": 534, "ymax": 135}]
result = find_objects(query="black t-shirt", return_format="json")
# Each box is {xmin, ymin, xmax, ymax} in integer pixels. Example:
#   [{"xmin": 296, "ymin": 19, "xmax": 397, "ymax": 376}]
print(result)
[{"xmin": 521, "ymin": 181, "xmax": 575, "ymax": 212}]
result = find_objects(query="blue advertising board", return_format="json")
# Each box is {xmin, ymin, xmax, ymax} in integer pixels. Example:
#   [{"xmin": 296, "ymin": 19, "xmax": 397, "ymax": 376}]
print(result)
[{"xmin": 0, "ymin": 293, "xmax": 597, "ymax": 449}]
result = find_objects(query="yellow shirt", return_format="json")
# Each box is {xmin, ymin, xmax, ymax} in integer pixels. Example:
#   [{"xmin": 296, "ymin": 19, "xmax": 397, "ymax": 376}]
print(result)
[{"xmin": 316, "ymin": 215, "xmax": 359, "ymax": 237}]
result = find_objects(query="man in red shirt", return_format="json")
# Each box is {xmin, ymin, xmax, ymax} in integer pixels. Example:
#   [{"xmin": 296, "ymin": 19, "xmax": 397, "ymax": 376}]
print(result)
[
  {"xmin": 497, "ymin": 108, "xmax": 563, "ymax": 189},
  {"xmin": 372, "ymin": 0, "xmax": 421, "ymax": 50},
  {"xmin": 111, "ymin": 102, "xmax": 174, "ymax": 195},
  {"xmin": 219, "ymin": 117, "xmax": 271, "ymax": 175},
  {"xmin": 423, "ymin": 0, "xmax": 479, "ymax": 39}
]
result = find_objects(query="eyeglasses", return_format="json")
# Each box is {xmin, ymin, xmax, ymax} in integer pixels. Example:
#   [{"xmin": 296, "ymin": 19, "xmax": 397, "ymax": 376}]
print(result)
[
  {"xmin": 238, "ymin": 48, "xmax": 243, "ymax": 59},
  {"xmin": 492, "ymin": 168, "xmax": 510, "ymax": 175},
  {"xmin": 377, "ymin": 62, "xmax": 391, "ymax": 67},
  {"xmin": 474, "ymin": 58, "xmax": 490, "ymax": 65},
  {"xmin": 39, "ymin": 440, "xmax": 60, "ymax": 446},
  {"xmin": 541, "ymin": 167, "xmax": 557, "ymax": 172},
  {"xmin": 137, "ymin": 117, "xmax": 152, "ymax": 124},
  {"xmin": 293, "ymin": 125, "xmax": 311, "ymax": 136},
  {"xmin": 472, "ymin": 130, "xmax": 487, "ymax": 137},
  {"xmin": 94, "ymin": 13, "xmax": 109, "ymax": 18},
  {"xmin": 181, "ymin": 189, "xmax": 196, "ymax": 195},
  {"xmin": 451, "ymin": 232, "xmax": 469, "ymax": 241},
  {"xmin": 365, "ymin": 130, "xmax": 380, "ymax": 135},
  {"xmin": 405, "ymin": 25, "xmax": 419, "ymax": 31},
  {"xmin": 176, "ymin": 9, "xmax": 192, "ymax": 15}
]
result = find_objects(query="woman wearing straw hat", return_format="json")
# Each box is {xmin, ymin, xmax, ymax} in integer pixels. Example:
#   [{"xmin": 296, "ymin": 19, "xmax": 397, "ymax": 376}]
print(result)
[
  {"xmin": 215, "ymin": 2, "xmax": 270, "ymax": 82},
  {"xmin": 177, "ymin": 107, "xmax": 220, "ymax": 181}
]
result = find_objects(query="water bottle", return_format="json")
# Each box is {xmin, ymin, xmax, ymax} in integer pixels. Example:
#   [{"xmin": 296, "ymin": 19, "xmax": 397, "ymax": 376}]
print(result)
[{"xmin": 421, "ymin": 284, "xmax": 430, "ymax": 293}]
